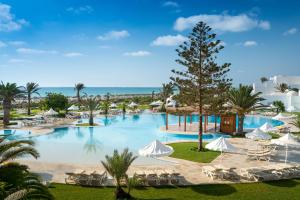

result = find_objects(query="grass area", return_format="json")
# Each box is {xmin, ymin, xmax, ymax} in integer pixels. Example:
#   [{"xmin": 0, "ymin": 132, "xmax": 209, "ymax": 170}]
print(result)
[
  {"xmin": 50, "ymin": 179, "xmax": 300, "ymax": 200},
  {"xmin": 168, "ymin": 142, "xmax": 220, "ymax": 163},
  {"xmin": 76, "ymin": 123, "xmax": 100, "ymax": 127},
  {"xmin": 268, "ymin": 132, "xmax": 280, "ymax": 139}
]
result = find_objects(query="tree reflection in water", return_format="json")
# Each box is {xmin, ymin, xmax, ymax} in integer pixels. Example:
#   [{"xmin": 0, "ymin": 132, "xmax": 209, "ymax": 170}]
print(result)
[
  {"xmin": 75, "ymin": 127, "xmax": 84, "ymax": 139},
  {"xmin": 84, "ymin": 127, "xmax": 102, "ymax": 154}
]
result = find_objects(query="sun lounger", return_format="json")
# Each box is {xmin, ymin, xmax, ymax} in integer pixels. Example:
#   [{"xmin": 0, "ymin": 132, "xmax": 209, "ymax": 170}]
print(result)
[
  {"xmin": 65, "ymin": 170, "xmax": 86, "ymax": 184},
  {"xmin": 158, "ymin": 174, "xmax": 169, "ymax": 185},
  {"xmin": 202, "ymin": 166, "xmax": 223, "ymax": 180},
  {"xmin": 146, "ymin": 174, "xmax": 159, "ymax": 186},
  {"xmin": 169, "ymin": 173, "xmax": 184, "ymax": 185},
  {"xmin": 90, "ymin": 171, "xmax": 107, "ymax": 186}
]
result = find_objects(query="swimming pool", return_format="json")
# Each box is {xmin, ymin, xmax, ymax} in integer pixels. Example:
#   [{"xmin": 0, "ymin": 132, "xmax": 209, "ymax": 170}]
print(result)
[
  {"xmin": 0, "ymin": 129, "xmax": 32, "ymax": 140},
  {"xmin": 20, "ymin": 113, "xmax": 283, "ymax": 165}
]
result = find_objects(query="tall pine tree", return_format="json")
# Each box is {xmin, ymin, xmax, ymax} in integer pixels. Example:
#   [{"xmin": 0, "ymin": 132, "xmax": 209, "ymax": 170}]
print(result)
[{"xmin": 171, "ymin": 22, "xmax": 231, "ymax": 151}]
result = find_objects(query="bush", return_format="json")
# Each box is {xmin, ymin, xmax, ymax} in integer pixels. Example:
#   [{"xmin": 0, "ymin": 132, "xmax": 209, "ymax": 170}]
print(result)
[
  {"xmin": 273, "ymin": 100, "xmax": 285, "ymax": 113},
  {"xmin": 41, "ymin": 93, "xmax": 69, "ymax": 112}
]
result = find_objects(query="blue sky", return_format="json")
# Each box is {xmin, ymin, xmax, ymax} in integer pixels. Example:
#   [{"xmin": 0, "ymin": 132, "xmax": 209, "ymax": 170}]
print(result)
[{"xmin": 0, "ymin": 0, "xmax": 299, "ymax": 87}]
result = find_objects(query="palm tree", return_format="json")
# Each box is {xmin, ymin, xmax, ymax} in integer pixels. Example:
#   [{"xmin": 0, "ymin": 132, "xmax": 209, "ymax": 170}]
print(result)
[
  {"xmin": 228, "ymin": 84, "xmax": 264, "ymax": 134},
  {"xmin": 101, "ymin": 148, "xmax": 137, "ymax": 199},
  {"xmin": 0, "ymin": 82, "xmax": 24, "ymax": 126},
  {"xmin": 74, "ymin": 83, "xmax": 85, "ymax": 103},
  {"xmin": 81, "ymin": 96, "xmax": 100, "ymax": 126},
  {"xmin": 260, "ymin": 77, "xmax": 268, "ymax": 84},
  {"xmin": 121, "ymin": 102, "xmax": 127, "ymax": 114},
  {"xmin": 24, "ymin": 82, "xmax": 40, "ymax": 115},
  {"xmin": 0, "ymin": 136, "xmax": 53, "ymax": 199},
  {"xmin": 275, "ymin": 83, "xmax": 289, "ymax": 93}
]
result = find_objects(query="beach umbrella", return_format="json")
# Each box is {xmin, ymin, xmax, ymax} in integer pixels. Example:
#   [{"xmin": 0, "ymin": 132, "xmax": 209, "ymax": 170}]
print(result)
[
  {"xmin": 271, "ymin": 133, "xmax": 300, "ymax": 163},
  {"xmin": 138, "ymin": 140, "xmax": 174, "ymax": 157},
  {"xmin": 286, "ymin": 106, "xmax": 296, "ymax": 112},
  {"xmin": 109, "ymin": 103, "xmax": 117, "ymax": 108},
  {"xmin": 44, "ymin": 108, "xmax": 58, "ymax": 116},
  {"xmin": 259, "ymin": 122, "xmax": 275, "ymax": 132},
  {"xmin": 149, "ymin": 100, "xmax": 163, "ymax": 106},
  {"xmin": 245, "ymin": 128, "xmax": 272, "ymax": 140},
  {"xmin": 205, "ymin": 137, "xmax": 238, "ymax": 153},
  {"xmin": 68, "ymin": 105, "xmax": 79, "ymax": 111},
  {"xmin": 128, "ymin": 102, "xmax": 138, "ymax": 108}
]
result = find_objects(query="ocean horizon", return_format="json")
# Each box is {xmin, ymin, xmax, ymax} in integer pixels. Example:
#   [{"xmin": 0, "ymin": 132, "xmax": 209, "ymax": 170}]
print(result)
[{"xmin": 36, "ymin": 87, "xmax": 161, "ymax": 97}]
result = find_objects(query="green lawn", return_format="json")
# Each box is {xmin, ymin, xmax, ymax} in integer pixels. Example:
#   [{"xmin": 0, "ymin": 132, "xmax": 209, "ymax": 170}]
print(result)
[
  {"xmin": 168, "ymin": 142, "xmax": 220, "ymax": 163},
  {"xmin": 50, "ymin": 179, "xmax": 300, "ymax": 200}
]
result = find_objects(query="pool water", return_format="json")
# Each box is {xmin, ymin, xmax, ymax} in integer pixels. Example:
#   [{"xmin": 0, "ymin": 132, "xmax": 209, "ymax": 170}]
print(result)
[
  {"xmin": 17, "ymin": 113, "xmax": 282, "ymax": 165},
  {"xmin": 0, "ymin": 129, "xmax": 32, "ymax": 140}
]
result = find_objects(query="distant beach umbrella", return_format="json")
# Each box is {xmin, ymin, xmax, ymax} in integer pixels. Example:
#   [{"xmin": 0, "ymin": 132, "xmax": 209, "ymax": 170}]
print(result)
[
  {"xmin": 68, "ymin": 105, "xmax": 79, "ymax": 111},
  {"xmin": 109, "ymin": 103, "xmax": 117, "ymax": 108},
  {"xmin": 259, "ymin": 122, "xmax": 275, "ymax": 132},
  {"xmin": 44, "ymin": 108, "xmax": 58, "ymax": 116},
  {"xmin": 128, "ymin": 102, "xmax": 138, "ymax": 108},
  {"xmin": 246, "ymin": 128, "xmax": 272, "ymax": 140}
]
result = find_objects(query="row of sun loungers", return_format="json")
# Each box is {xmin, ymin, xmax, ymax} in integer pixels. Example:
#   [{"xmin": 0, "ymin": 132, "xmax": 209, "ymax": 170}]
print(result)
[
  {"xmin": 133, "ymin": 170, "xmax": 185, "ymax": 186},
  {"xmin": 65, "ymin": 170, "xmax": 184, "ymax": 187},
  {"xmin": 65, "ymin": 171, "xmax": 108, "ymax": 186},
  {"xmin": 202, "ymin": 164, "xmax": 300, "ymax": 182}
]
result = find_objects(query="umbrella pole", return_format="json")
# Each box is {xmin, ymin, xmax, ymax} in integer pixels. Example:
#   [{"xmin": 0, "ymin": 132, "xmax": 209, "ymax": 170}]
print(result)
[{"xmin": 285, "ymin": 144, "xmax": 288, "ymax": 164}]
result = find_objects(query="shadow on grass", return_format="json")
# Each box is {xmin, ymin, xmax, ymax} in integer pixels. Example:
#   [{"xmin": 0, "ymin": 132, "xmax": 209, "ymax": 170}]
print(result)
[
  {"xmin": 191, "ymin": 184, "xmax": 237, "ymax": 196},
  {"xmin": 264, "ymin": 179, "xmax": 299, "ymax": 188}
]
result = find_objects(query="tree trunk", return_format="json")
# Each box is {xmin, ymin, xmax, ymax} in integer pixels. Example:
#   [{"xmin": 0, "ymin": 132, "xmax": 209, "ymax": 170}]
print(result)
[
  {"xmin": 115, "ymin": 186, "xmax": 130, "ymax": 200},
  {"xmin": 3, "ymin": 99, "xmax": 11, "ymax": 127},
  {"xmin": 214, "ymin": 114, "xmax": 217, "ymax": 132},
  {"xmin": 198, "ymin": 110, "xmax": 203, "ymax": 151},
  {"xmin": 27, "ymin": 94, "xmax": 31, "ymax": 116},
  {"xmin": 237, "ymin": 115, "xmax": 245, "ymax": 135},
  {"xmin": 89, "ymin": 111, "xmax": 93, "ymax": 126}
]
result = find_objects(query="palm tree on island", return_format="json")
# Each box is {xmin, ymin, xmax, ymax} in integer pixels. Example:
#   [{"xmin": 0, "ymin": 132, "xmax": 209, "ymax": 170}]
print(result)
[
  {"xmin": 0, "ymin": 82, "xmax": 24, "ymax": 126},
  {"xmin": 228, "ymin": 84, "xmax": 264, "ymax": 135},
  {"xmin": 74, "ymin": 83, "xmax": 85, "ymax": 103},
  {"xmin": 24, "ymin": 82, "xmax": 40, "ymax": 115},
  {"xmin": 81, "ymin": 96, "xmax": 100, "ymax": 126}
]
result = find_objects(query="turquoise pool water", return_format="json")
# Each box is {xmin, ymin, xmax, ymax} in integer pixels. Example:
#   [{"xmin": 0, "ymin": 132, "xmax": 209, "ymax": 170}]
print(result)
[{"xmin": 9, "ymin": 113, "xmax": 283, "ymax": 165}]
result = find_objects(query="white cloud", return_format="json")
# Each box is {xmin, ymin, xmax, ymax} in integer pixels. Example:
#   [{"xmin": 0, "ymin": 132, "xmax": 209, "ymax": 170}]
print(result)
[
  {"xmin": 97, "ymin": 30, "xmax": 130, "ymax": 41},
  {"xmin": 283, "ymin": 28, "xmax": 297, "ymax": 36},
  {"xmin": 8, "ymin": 40, "xmax": 26, "ymax": 46},
  {"xmin": 0, "ymin": 41, "xmax": 7, "ymax": 48},
  {"xmin": 152, "ymin": 34, "xmax": 187, "ymax": 46},
  {"xmin": 64, "ymin": 52, "xmax": 83, "ymax": 57},
  {"xmin": 66, "ymin": 5, "xmax": 93, "ymax": 14},
  {"xmin": 243, "ymin": 40, "xmax": 257, "ymax": 47},
  {"xmin": 163, "ymin": 1, "xmax": 179, "ymax": 7},
  {"xmin": 16, "ymin": 48, "xmax": 58, "ymax": 54},
  {"xmin": 174, "ymin": 13, "xmax": 271, "ymax": 32},
  {"xmin": 123, "ymin": 51, "xmax": 151, "ymax": 57},
  {"xmin": 8, "ymin": 58, "xmax": 30, "ymax": 63},
  {"xmin": 0, "ymin": 3, "xmax": 28, "ymax": 32}
]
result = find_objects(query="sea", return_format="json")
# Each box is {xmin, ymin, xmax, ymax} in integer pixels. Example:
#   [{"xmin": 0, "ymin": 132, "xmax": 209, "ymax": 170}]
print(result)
[{"xmin": 36, "ymin": 87, "xmax": 161, "ymax": 97}]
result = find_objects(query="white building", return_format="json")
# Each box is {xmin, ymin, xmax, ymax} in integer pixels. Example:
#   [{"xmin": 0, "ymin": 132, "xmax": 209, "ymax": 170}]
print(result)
[{"xmin": 253, "ymin": 75, "xmax": 300, "ymax": 112}]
